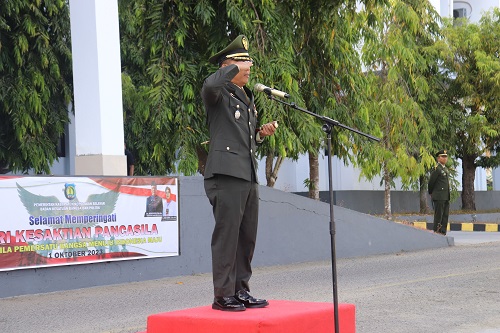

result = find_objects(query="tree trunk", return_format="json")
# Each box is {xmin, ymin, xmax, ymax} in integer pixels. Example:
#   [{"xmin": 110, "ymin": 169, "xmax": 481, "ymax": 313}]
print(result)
[
  {"xmin": 308, "ymin": 151, "xmax": 320, "ymax": 200},
  {"xmin": 265, "ymin": 153, "xmax": 283, "ymax": 188},
  {"xmin": 461, "ymin": 154, "xmax": 476, "ymax": 210},
  {"xmin": 384, "ymin": 164, "xmax": 392, "ymax": 219},
  {"xmin": 265, "ymin": 153, "xmax": 273, "ymax": 186},
  {"xmin": 419, "ymin": 175, "xmax": 431, "ymax": 214}
]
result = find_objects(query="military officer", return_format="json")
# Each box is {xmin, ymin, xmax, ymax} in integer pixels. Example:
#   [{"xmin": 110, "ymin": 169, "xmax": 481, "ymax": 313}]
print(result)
[
  {"xmin": 428, "ymin": 150, "xmax": 451, "ymax": 235},
  {"xmin": 201, "ymin": 35, "xmax": 277, "ymax": 311}
]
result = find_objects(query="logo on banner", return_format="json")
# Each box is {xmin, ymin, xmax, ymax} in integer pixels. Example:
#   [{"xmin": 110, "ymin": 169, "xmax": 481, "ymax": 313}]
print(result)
[
  {"xmin": 64, "ymin": 183, "xmax": 76, "ymax": 200},
  {"xmin": 16, "ymin": 182, "xmax": 120, "ymax": 222}
]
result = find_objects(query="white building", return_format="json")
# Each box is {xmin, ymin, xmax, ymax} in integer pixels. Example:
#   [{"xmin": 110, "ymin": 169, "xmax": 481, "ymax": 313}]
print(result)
[{"xmin": 440, "ymin": 0, "xmax": 500, "ymax": 22}]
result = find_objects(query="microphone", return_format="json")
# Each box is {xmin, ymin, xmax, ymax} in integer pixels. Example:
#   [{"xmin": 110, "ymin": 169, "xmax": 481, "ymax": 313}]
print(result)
[{"xmin": 254, "ymin": 83, "xmax": 290, "ymax": 99}]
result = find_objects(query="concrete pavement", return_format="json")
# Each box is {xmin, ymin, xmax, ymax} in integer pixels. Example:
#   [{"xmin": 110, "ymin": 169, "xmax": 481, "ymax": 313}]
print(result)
[{"xmin": 449, "ymin": 230, "xmax": 500, "ymax": 244}]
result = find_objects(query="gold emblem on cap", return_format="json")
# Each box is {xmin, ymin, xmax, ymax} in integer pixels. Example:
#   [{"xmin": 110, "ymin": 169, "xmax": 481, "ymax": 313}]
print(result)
[
  {"xmin": 242, "ymin": 36, "xmax": 249, "ymax": 50},
  {"xmin": 443, "ymin": 150, "xmax": 447, "ymax": 154}
]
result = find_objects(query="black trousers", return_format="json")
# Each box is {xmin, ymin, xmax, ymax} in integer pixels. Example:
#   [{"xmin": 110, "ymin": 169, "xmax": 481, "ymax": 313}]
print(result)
[
  {"xmin": 204, "ymin": 174, "xmax": 259, "ymax": 298},
  {"xmin": 432, "ymin": 200, "xmax": 450, "ymax": 235}
]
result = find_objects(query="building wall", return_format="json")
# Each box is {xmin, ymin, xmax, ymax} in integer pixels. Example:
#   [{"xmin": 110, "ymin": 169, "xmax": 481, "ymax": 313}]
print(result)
[
  {"xmin": 295, "ymin": 189, "xmax": 500, "ymax": 215},
  {"xmin": 260, "ymin": 152, "xmax": 488, "ymax": 193},
  {"xmin": 439, "ymin": 0, "xmax": 500, "ymax": 20}
]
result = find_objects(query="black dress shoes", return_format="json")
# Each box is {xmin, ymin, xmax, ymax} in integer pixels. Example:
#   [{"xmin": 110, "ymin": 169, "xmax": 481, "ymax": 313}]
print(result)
[
  {"xmin": 234, "ymin": 289, "xmax": 269, "ymax": 308},
  {"xmin": 212, "ymin": 296, "xmax": 246, "ymax": 311}
]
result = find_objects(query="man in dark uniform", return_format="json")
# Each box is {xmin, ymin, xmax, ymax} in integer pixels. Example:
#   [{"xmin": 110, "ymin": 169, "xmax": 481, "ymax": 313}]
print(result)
[
  {"xmin": 201, "ymin": 35, "xmax": 277, "ymax": 312},
  {"xmin": 428, "ymin": 150, "xmax": 451, "ymax": 235},
  {"xmin": 145, "ymin": 182, "xmax": 163, "ymax": 214}
]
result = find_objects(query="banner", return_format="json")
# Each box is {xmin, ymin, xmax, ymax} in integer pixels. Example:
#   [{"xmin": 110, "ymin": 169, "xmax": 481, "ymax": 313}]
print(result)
[{"xmin": 0, "ymin": 176, "xmax": 179, "ymax": 271}]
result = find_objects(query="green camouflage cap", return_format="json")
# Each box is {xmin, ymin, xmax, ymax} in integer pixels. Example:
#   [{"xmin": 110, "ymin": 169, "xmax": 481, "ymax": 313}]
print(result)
[{"xmin": 209, "ymin": 35, "xmax": 252, "ymax": 65}]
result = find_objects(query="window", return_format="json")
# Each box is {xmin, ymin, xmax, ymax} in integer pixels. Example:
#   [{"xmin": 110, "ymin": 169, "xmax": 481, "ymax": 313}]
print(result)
[{"xmin": 453, "ymin": 8, "xmax": 467, "ymax": 19}]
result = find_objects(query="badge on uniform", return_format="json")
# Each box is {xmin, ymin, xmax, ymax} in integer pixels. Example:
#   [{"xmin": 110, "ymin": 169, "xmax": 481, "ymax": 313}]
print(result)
[
  {"xmin": 254, "ymin": 106, "xmax": 258, "ymax": 117},
  {"xmin": 235, "ymin": 110, "xmax": 241, "ymax": 120}
]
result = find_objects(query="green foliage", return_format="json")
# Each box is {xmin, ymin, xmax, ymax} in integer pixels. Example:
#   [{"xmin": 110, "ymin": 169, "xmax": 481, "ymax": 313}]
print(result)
[
  {"xmin": 303, "ymin": 178, "xmax": 315, "ymax": 191},
  {"xmin": 119, "ymin": 0, "xmax": 324, "ymax": 175},
  {"xmin": 287, "ymin": 0, "xmax": 372, "ymax": 164},
  {"xmin": 437, "ymin": 10, "xmax": 500, "ymax": 167},
  {"xmin": 0, "ymin": 0, "xmax": 72, "ymax": 174},
  {"xmin": 119, "ymin": 0, "xmax": 209, "ymax": 175},
  {"xmin": 118, "ymin": 0, "xmax": 450, "ymax": 197},
  {"xmin": 5, "ymin": 0, "xmax": 497, "ymax": 211},
  {"xmin": 348, "ymin": 0, "xmax": 444, "ymax": 216},
  {"xmin": 356, "ymin": 0, "xmax": 441, "ymax": 191},
  {"xmin": 436, "ymin": 9, "xmax": 500, "ymax": 209}
]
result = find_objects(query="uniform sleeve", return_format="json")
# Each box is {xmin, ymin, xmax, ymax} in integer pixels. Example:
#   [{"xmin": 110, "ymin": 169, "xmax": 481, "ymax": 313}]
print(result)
[{"xmin": 201, "ymin": 65, "xmax": 240, "ymax": 106}]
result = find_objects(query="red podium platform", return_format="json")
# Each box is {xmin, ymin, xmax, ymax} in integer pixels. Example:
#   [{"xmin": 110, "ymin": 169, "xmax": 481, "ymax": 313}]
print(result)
[{"xmin": 143, "ymin": 300, "xmax": 355, "ymax": 333}]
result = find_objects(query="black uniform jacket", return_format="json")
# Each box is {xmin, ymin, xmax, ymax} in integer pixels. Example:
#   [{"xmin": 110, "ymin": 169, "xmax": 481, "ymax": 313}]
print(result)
[
  {"xmin": 428, "ymin": 164, "xmax": 450, "ymax": 201},
  {"xmin": 201, "ymin": 64, "xmax": 260, "ymax": 182}
]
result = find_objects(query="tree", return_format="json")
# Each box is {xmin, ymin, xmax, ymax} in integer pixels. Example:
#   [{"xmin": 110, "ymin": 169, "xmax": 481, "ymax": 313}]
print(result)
[
  {"xmin": 119, "ymin": 0, "xmax": 410, "ymax": 202},
  {"xmin": 233, "ymin": 1, "xmax": 313, "ymax": 188},
  {"xmin": 118, "ymin": 0, "xmax": 318, "ymax": 181},
  {"xmin": 356, "ymin": 0, "xmax": 440, "ymax": 219},
  {"xmin": 437, "ymin": 11, "xmax": 500, "ymax": 210},
  {"xmin": 0, "ymin": 0, "xmax": 73, "ymax": 174},
  {"xmin": 282, "ymin": 0, "xmax": 382, "ymax": 199},
  {"xmin": 119, "ymin": 0, "xmax": 208, "ymax": 176}
]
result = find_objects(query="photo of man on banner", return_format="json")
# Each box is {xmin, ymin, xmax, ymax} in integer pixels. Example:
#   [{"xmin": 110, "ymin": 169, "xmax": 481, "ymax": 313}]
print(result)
[{"xmin": 145, "ymin": 181, "xmax": 163, "ymax": 217}]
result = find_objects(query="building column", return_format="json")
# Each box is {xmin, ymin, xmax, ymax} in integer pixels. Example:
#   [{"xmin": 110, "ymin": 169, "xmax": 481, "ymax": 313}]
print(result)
[
  {"xmin": 69, "ymin": 0, "xmax": 126, "ymax": 176},
  {"xmin": 492, "ymin": 168, "xmax": 500, "ymax": 191}
]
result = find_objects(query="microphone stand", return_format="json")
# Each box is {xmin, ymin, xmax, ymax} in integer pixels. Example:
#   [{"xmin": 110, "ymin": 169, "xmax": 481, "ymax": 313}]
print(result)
[{"xmin": 263, "ymin": 92, "xmax": 380, "ymax": 333}]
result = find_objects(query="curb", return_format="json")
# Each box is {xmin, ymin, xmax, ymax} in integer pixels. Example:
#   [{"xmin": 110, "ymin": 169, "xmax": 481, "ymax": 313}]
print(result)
[{"xmin": 410, "ymin": 221, "xmax": 500, "ymax": 232}]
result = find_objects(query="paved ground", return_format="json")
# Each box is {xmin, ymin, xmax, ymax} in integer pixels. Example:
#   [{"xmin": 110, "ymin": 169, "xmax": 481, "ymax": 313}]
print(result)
[
  {"xmin": 1, "ymin": 232, "xmax": 500, "ymax": 333},
  {"xmin": 449, "ymin": 230, "xmax": 500, "ymax": 244}
]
